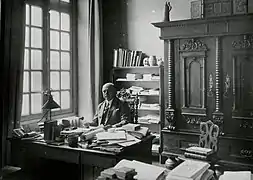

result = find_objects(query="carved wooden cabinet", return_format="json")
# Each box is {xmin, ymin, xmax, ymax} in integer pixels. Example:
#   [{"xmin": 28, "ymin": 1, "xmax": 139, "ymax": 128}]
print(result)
[{"xmin": 153, "ymin": 14, "xmax": 253, "ymax": 168}]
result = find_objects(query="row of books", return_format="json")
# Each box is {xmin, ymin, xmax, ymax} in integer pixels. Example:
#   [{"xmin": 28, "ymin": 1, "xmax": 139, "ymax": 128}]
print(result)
[
  {"xmin": 113, "ymin": 48, "xmax": 143, "ymax": 67},
  {"xmin": 184, "ymin": 147, "xmax": 214, "ymax": 161}
]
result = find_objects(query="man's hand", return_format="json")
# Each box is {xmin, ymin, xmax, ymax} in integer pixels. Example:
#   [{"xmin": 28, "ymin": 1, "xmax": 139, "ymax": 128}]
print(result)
[{"xmin": 82, "ymin": 122, "xmax": 90, "ymax": 128}]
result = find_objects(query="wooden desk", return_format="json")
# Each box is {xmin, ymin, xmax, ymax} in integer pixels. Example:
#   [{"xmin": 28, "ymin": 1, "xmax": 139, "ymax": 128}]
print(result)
[{"xmin": 10, "ymin": 135, "xmax": 154, "ymax": 180}]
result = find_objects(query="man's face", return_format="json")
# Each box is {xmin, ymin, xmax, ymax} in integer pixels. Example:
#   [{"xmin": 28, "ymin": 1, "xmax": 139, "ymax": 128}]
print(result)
[{"xmin": 102, "ymin": 84, "xmax": 115, "ymax": 101}]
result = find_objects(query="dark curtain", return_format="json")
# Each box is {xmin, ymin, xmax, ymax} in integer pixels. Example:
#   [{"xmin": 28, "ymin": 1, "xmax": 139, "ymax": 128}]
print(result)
[
  {"xmin": 77, "ymin": 0, "xmax": 103, "ymax": 121},
  {"xmin": 0, "ymin": 0, "xmax": 25, "ymax": 169}
]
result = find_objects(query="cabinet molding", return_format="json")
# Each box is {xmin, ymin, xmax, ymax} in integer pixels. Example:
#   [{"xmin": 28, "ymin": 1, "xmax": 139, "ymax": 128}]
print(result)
[
  {"xmin": 180, "ymin": 39, "xmax": 207, "ymax": 118},
  {"xmin": 232, "ymin": 34, "xmax": 253, "ymax": 49}
]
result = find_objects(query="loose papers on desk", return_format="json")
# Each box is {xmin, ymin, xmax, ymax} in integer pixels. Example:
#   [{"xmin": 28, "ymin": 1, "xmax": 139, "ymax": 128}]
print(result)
[
  {"xmin": 96, "ymin": 130, "xmax": 141, "ymax": 147},
  {"xmin": 96, "ymin": 131, "xmax": 127, "ymax": 141}
]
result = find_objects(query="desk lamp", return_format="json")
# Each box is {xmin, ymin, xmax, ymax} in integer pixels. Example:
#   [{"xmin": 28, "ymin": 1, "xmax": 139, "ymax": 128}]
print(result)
[{"xmin": 38, "ymin": 89, "xmax": 60, "ymax": 142}]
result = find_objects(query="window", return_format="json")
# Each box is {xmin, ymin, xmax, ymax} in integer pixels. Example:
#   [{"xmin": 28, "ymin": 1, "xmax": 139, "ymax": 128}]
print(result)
[{"xmin": 22, "ymin": 0, "xmax": 77, "ymax": 121}]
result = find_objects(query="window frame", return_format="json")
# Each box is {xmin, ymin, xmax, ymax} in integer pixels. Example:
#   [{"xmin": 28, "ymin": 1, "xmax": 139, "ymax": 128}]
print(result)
[{"xmin": 21, "ymin": 0, "xmax": 78, "ymax": 123}]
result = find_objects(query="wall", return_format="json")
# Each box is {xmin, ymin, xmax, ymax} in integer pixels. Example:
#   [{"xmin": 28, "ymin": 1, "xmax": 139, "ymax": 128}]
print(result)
[{"xmin": 102, "ymin": 0, "xmax": 192, "ymax": 82}]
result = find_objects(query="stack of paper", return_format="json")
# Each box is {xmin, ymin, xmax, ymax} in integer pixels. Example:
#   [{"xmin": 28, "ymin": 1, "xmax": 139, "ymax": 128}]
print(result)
[
  {"xmin": 114, "ymin": 159, "xmax": 167, "ymax": 180},
  {"xmin": 96, "ymin": 131, "xmax": 127, "ymax": 141},
  {"xmin": 219, "ymin": 171, "xmax": 252, "ymax": 180},
  {"xmin": 166, "ymin": 160, "xmax": 210, "ymax": 180},
  {"xmin": 100, "ymin": 168, "xmax": 117, "ymax": 179}
]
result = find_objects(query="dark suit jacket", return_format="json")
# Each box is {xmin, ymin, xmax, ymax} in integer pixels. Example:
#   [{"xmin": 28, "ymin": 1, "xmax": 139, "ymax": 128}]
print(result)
[{"xmin": 90, "ymin": 97, "xmax": 131, "ymax": 127}]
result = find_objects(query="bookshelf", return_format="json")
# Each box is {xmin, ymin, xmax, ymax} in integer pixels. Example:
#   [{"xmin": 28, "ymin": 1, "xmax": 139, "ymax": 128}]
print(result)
[{"xmin": 112, "ymin": 66, "xmax": 165, "ymax": 162}]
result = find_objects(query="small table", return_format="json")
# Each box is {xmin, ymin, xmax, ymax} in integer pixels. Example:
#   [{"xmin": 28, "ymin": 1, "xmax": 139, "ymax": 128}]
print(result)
[{"xmin": 10, "ymin": 135, "xmax": 154, "ymax": 180}]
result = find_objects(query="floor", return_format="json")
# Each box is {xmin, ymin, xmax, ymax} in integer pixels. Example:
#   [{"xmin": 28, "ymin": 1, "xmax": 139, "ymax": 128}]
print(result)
[{"xmin": 1, "ymin": 160, "xmax": 162, "ymax": 180}]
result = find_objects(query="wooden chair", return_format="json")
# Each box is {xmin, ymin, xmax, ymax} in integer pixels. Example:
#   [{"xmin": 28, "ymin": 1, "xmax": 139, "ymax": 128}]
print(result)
[
  {"xmin": 199, "ymin": 120, "xmax": 219, "ymax": 152},
  {"xmin": 199, "ymin": 120, "xmax": 220, "ymax": 179}
]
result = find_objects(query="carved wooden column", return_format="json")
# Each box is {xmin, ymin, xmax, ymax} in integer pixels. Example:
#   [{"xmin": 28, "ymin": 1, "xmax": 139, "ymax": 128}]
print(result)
[
  {"xmin": 165, "ymin": 39, "xmax": 176, "ymax": 130},
  {"xmin": 212, "ymin": 37, "xmax": 224, "ymax": 135}
]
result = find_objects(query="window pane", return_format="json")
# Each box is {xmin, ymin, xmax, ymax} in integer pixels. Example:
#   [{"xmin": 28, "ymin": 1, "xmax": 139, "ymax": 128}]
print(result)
[
  {"xmin": 61, "ymin": 13, "xmax": 70, "ymax": 31},
  {"xmin": 61, "ymin": 52, "xmax": 70, "ymax": 70},
  {"xmin": 50, "ymin": 30, "xmax": 59, "ymax": 49},
  {"xmin": 26, "ymin": 5, "xmax": 30, "ymax": 25},
  {"xmin": 31, "ymin": 50, "xmax": 42, "ymax": 70},
  {"xmin": 61, "ymin": 91, "xmax": 70, "ymax": 109},
  {"xmin": 31, "ymin": 27, "xmax": 42, "ymax": 48},
  {"xmin": 23, "ymin": 72, "xmax": 29, "ymax": 93},
  {"xmin": 61, "ymin": 32, "xmax": 70, "ymax": 50},
  {"xmin": 50, "ymin": 51, "xmax": 60, "ymax": 70},
  {"xmin": 50, "ymin": 71, "xmax": 60, "ymax": 90},
  {"xmin": 31, "ymin": 6, "xmax": 42, "ymax": 27},
  {"xmin": 50, "ymin": 10, "xmax": 60, "ymax": 30},
  {"xmin": 31, "ymin": 72, "xmax": 42, "ymax": 92},
  {"xmin": 61, "ymin": 72, "xmax": 70, "ymax": 89},
  {"xmin": 51, "ymin": 91, "xmax": 60, "ymax": 111},
  {"xmin": 31, "ymin": 93, "xmax": 42, "ymax": 114},
  {"xmin": 24, "ymin": 49, "xmax": 29, "ymax": 70},
  {"xmin": 25, "ymin": 27, "xmax": 30, "ymax": 47},
  {"xmin": 22, "ymin": 94, "xmax": 30, "ymax": 116}
]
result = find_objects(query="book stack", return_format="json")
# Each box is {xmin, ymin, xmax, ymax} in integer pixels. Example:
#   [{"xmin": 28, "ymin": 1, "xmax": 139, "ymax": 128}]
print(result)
[
  {"xmin": 114, "ymin": 167, "xmax": 137, "ymax": 180},
  {"xmin": 184, "ymin": 147, "xmax": 214, "ymax": 161},
  {"xmin": 166, "ymin": 159, "xmax": 211, "ymax": 180},
  {"xmin": 127, "ymin": 126, "xmax": 149, "ymax": 139},
  {"xmin": 96, "ymin": 166, "xmax": 137, "ymax": 180},
  {"xmin": 219, "ymin": 171, "xmax": 253, "ymax": 180}
]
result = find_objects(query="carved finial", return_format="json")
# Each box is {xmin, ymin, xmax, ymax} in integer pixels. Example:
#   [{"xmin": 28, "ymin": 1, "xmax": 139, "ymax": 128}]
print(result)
[
  {"xmin": 180, "ymin": 39, "xmax": 208, "ymax": 52},
  {"xmin": 164, "ymin": 2, "xmax": 172, "ymax": 22}
]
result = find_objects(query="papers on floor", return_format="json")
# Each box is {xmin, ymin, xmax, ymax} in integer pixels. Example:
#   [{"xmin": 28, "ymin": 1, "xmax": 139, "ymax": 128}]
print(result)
[
  {"xmin": 114, "ymin": 159, "xmax": 167, "ymax": 180},
  {"xmin": 166, "ymin": 159, "xmax": 210, "ymax": 180},
  {"xmin": 219, "ymin": 171, "xmax": 252, "ymax": 180}
]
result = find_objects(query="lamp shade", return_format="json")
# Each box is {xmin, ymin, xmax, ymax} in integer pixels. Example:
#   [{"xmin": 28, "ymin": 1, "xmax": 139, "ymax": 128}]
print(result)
[{"xmin": 42, "ymin": 94, "xmax": 60, "ymax": 110}]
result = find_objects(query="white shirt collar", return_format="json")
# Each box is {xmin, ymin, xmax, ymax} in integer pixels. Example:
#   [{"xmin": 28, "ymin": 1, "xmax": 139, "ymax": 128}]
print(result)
[{"xmin": 105, "ymin": 98, "xmax": 113, "ymax": 106}]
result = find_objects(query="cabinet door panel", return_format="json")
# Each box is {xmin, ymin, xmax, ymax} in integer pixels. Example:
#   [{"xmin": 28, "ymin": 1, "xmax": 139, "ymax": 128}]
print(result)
[{"xmin": 233, "ymin": 55, "xmax": 253, "ymax": 117}]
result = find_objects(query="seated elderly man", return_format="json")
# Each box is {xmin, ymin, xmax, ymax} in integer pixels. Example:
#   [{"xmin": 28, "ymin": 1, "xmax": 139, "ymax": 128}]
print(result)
[{"xmin": 87, "ymin": 82, "xmax": 131, "ymax": 128}]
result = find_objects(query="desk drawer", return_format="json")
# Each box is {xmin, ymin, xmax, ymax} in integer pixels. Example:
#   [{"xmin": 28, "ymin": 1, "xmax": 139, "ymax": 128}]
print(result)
[
  {"xmin": 81, "ymin": 153, "xmax": 117, "ymax": 168},
  {"xmin": 27, "ymin": 144, "xmax": 79, "ymax": 164}
]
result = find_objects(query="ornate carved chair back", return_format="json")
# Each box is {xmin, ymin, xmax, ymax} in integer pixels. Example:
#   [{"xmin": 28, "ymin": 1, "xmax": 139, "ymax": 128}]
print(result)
[
  {"xmin": 199, "ymin": 120, "xmax": 219, "ymax": 152},
  {"xmin": 129, "ymin": 94, "xmax": 139, "ymax": 124}
]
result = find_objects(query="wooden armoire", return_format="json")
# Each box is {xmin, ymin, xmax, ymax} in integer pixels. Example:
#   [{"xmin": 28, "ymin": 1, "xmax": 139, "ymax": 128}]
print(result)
[{"xmin": 153, "ymin": 14, "xmax": 253, "ymax": 169}]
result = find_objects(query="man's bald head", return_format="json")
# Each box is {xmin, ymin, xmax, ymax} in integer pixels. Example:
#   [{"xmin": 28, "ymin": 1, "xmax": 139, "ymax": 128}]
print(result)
[{"xmin": 102, "ymin": 83, "xmax": 116, "ymax": 101}]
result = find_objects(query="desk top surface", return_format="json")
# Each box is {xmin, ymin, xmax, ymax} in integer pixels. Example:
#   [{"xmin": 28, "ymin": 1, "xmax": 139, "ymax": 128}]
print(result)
[{"xmin": 11, "ymin": 134, "xmax": 154, "ymax": 156}]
